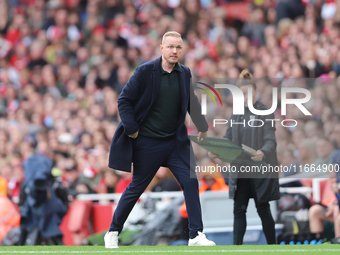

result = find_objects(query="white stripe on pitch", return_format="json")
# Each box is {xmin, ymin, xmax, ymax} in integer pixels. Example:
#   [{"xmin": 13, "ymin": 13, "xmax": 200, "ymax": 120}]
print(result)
[{"xmin": 1, "ymin": 249, "xmax": 340, "ymax": 253}]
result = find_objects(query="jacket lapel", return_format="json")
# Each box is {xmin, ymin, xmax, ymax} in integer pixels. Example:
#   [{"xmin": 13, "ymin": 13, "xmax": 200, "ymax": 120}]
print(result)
[
  {"xmin": 251, "ymin": 117, "xmax": 257, "ymax": 149},
  {"xmin": 178, "ymin": 68, "xmax": 186, "ymax": 113},
  {"xmin": 140, "ymin": 57, "xmax": 161, "ymax": 125},
  {"xmin": 251, "ymin": 102, "xmax": 259, "ymax": 149},
  {"xmin": 152, "ymin": 57, "xmax": 162, "ymax": 103},
  {"xmin": 233, "ymin": 114, "xmax": 241, "ymax": 146}
]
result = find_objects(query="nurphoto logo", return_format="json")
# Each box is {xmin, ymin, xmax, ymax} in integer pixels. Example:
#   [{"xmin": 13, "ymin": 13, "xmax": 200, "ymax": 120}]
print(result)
[{"xmin": 198, "ymin": 83, "xmax": 312, "ymax": 128}]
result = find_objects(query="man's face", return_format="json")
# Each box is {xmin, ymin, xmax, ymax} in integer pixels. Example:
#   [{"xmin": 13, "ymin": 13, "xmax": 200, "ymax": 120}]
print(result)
[{"xmin": 160, "ymin": 36, "xmax": 183, "ymax": 65}]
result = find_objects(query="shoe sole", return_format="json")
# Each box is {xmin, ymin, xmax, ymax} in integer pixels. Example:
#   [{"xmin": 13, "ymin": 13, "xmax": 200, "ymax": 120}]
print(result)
[
  {"xmin": 105, "ymin": 245, "xmax": 119, "ymax": 249},
  {"xmin": 188, "ymin": 243, "xmax": 216, "ymax": 246}
]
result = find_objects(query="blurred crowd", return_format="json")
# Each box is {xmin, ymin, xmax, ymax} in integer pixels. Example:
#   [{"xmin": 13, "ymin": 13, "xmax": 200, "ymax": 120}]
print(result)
[{"xmin": 0, "ymin": 0, "xmax": 340, "ymax": 207}]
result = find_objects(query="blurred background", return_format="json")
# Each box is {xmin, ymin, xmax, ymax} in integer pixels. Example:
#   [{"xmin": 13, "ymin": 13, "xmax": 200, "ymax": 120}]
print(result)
[{"xmin": 0, "ymin": 0, "xmax": 340, "ymax": 247}]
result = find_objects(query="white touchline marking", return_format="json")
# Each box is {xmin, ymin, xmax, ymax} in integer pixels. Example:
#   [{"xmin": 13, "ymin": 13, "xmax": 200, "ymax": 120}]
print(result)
[{"xmin": 1, "ymin": 250, "xmax": 340, "ymax": 254}]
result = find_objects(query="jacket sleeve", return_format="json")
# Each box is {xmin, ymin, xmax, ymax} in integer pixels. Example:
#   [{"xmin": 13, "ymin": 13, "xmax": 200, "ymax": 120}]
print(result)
[
  {"xmin": 117, "ymin": 66, "xmax": 142, "ymax": 136},
  {"xmin": 259, "ymin": 113, "xmax": 277, "ymax": 158},
  {"xmin": 188, "ymin": 79, "xmax": 209, "ymax": 132},
  {"xmin": 223, "ymin": 116, "xmax": 233, "ymax": 140}
]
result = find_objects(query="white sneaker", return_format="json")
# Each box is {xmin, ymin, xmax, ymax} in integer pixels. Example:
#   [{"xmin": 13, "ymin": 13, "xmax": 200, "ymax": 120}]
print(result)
[
  {"xmin": 104, "ymin": 231, "xmax": 119, "ymax": 248},
  {"xmin": 188, "ymin": 231, "xmax": 216, "ymax": 246}
]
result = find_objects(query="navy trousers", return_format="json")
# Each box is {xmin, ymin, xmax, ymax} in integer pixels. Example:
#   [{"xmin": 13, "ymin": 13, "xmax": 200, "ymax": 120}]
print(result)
[{"xmin": 109, "ymin": 135, "xmax": 203, "ymax": 238}]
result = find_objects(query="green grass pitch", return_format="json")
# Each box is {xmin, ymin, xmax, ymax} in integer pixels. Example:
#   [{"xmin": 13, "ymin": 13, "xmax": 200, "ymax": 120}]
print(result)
[{"xmin": 1, "ymin": 245, "xmax": 340, "ymax": 255}]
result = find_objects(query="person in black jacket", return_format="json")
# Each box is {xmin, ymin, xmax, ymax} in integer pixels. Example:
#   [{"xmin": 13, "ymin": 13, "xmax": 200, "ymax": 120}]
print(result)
[{"xmin": 213, "ymin": 69, "xmax": 280, "ymax": 245}]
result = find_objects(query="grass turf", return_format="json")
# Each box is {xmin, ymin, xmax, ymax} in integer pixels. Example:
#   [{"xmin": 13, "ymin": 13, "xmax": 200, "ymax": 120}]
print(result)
[{"xmin": 0, "ymin": 245, "xmax": 340, "ymax": 255}]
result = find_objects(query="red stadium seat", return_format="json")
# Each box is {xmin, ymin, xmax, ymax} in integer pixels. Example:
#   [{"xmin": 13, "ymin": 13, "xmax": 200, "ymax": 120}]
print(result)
[
  {"xmin": 60, "ymin": 200, "xmax": 93, "ymax": 246},
  {"xmin": 223, "ymin": 2, "xmax": 251, "ymax": 22}
]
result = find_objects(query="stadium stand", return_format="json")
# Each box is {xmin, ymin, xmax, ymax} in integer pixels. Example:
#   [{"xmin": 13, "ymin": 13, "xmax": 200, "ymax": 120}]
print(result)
[{"xmin": 0, "ymin": 0, "xmax": 340, "ymax": 246}]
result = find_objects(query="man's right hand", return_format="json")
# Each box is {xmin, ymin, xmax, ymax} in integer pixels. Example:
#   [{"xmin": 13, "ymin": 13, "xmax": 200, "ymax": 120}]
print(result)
[
  {"xmin": 208, "ymin": 151, "xmax": 219, "ymax": 159},
  {"xmin": 129, "ymin": 131, "xmax": 139, "ymax": 139}
]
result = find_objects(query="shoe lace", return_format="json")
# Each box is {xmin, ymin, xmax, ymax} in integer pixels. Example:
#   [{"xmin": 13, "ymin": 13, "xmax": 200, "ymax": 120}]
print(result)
[
  {"xmin": 198, "ymin": 232, "xmax": 206, "ymax": 238},
  {"xmin": 109, "ymin": 233, "xmax": 118, "ymax": 243}
]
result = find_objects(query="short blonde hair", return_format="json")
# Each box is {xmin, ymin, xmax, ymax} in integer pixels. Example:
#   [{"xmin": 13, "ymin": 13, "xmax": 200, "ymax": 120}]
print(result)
[{"xmin": 162, "ymin": 31, "xmax": 182, "ymax": 44}]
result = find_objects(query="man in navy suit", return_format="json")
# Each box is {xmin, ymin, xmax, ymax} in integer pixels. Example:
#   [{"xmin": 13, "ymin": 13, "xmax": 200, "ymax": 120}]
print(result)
[{"xmin": 104, "ymin": 31, "xmax": 216, "ymax": 248}]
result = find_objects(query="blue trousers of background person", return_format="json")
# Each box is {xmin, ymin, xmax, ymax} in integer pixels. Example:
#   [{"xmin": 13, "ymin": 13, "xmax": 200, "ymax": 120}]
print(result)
[{"xmin": 109, "ymin": 135, "xmax": 203, "ymax": 239}]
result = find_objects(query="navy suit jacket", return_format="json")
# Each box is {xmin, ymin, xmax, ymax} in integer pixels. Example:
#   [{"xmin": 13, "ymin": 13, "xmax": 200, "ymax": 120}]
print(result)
[{"xmin": 108, "ymin": 56, "xmax": 208, "ymax": 172}]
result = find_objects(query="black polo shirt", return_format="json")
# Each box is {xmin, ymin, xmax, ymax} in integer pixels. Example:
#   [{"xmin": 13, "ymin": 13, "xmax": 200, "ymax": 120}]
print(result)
[{"xmin": 139, "ymin": 62, "xmax": 182, "ymax": 138}]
